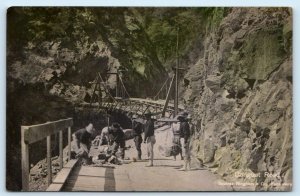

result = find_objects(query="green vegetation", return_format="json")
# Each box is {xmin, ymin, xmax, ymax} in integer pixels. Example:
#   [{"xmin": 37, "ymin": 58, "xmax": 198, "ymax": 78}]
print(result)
[{"xmin": 7, "ymin": 7, "xmax": 229, "ymax": 97}]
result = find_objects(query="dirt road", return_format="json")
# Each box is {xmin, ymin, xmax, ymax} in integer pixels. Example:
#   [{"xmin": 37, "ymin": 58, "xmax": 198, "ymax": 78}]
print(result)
[{"xmin": 63, "ymin": 125, "xmax": 233, "ymax": 191}]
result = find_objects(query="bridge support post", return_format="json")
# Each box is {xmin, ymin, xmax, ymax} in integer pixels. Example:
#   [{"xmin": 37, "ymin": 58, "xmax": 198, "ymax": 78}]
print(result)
[
  {"xmin": 21, "ymin": 126, "xmax": 29, "ymax": 191},
  {"xmin": 47, "ymin": 135, "xmax": 52, "ymax": 186},
  {"xmin": 162, "ymin": 74, "xmax": 175, "ymax": 117},
  {"xmin": 59, "ymin": 130, "xmax": 63, "ymax": 170},
  {"xmin": 68, "ymin": 127, "xmax": 71, "ymax": 161}
]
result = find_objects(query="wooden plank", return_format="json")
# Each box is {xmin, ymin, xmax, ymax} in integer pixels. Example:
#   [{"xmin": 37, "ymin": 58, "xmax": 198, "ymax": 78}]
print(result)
[
  {"xmin": 46, "ymin": 183, "xmax": 64, "ymax": 192},
  {"xmin": 68, "ymin": 127, "xmax": 71, "ymax": 161},
  {"xmin": 65, "ymin": 159, "xmax": 78, "ymax": 168},
  {"xmin": 46, "ymin": 159, "xmax": 78, "ymax": 191},
  {"xmin": 23, "ymin": 118, "xmax": 73, "ymax": 144},
  {"xmin": 47, "ymin": 135, "xmax": 52, "ymax": 186},
  {"xmin": 59, "ymin": 130, "xmax": 63, "ymax": 170},
  {"xmin": 53, "ymin": 168, "xmax": 72, "ymax": 184},
  {"xmin": 128, "ymin": 98, "xmax": 185, "ymax": 110},
  {"xmin": 157, "ymin": 117, "xmax": 178, "ymax": 122},
  {"xmin": 21, "ymin": 127, "xmax": 29, "ymax": 191}
]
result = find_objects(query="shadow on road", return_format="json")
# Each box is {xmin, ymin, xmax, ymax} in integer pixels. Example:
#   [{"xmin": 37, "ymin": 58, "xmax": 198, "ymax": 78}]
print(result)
[
  {"xmin": 151, "ymin": 165, "xmax": 182, "ymax": 168},
  {"xmin": 104, "ymin": 167, "xmax": 116, "ymax": 191}
]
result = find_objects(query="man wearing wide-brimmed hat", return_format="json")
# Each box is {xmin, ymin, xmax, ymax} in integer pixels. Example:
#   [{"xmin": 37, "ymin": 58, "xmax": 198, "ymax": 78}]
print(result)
[
  {"xmin": 143, "ymin": 111, "xmax": 156, "ymax": 167},
  {"xmin": 178, "ymin": 112, "xmax": 191, "ymax": 171},
  {"xmin": 72, "ymin": 123, "xmax": 95, "ymax": 164}
]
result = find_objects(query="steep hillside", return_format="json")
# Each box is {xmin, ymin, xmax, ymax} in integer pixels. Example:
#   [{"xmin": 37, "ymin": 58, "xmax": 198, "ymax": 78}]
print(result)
[{"xmin": 181, "ymin": 8, "xmax": 292, "ymax": 191}]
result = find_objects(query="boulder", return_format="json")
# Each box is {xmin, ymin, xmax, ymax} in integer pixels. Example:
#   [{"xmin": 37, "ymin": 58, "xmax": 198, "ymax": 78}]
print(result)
[{"xmin": 205, "ymin": 75, "xmax": 222, "ymax": 93}]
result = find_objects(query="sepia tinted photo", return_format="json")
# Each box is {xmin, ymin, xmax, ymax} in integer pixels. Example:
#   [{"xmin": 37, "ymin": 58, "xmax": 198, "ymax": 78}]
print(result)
[{"xmin": 6, "ymin": 7, "xmax": 292, "ymax": 191}]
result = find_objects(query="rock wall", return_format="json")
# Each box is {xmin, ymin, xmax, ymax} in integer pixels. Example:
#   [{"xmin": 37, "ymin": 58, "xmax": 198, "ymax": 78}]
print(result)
[{"xmin": 181, "ymin": 8, "xmax": 292, "ymax": 191}]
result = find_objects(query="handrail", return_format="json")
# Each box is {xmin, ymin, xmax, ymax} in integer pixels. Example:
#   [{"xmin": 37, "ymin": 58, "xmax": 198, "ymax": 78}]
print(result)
[{"xmin": 21, "ymin": 118, "xmax": 73, "ymax": 191}]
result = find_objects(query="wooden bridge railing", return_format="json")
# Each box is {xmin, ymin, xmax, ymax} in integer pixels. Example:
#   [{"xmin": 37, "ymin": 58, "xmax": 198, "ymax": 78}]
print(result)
[
  {"xmin": 21, "ymin": 118, "xmax": 73, "ymax": 191},
  {"xmin": 78, "ymin": 97, "xmax": 185, "ymax": 119}
]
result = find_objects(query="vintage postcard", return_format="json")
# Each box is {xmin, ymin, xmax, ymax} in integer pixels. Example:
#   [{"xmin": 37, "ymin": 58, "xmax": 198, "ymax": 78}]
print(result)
[{"xmin": 6, "ymin": 7, "xmax": 292, "ymax": 191}]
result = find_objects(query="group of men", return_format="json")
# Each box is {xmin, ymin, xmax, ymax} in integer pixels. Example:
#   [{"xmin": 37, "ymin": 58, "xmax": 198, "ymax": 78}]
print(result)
[{"xmin": 72, "ymin": 111, "xmax": 191, "ymax": 170}]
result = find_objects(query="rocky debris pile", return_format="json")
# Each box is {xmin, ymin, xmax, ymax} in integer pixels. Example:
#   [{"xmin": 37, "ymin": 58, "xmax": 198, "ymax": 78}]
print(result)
[
  {"xmin": 181, "ymin": 8, "xmax": 292, "ymax": 191},
  {"xmin": 28, "ymin": 144, "xmax": 81, "ymax": 191},
  {"xmin": 29, "ymin": 156, "xmax": 62, "ymax": 191}
]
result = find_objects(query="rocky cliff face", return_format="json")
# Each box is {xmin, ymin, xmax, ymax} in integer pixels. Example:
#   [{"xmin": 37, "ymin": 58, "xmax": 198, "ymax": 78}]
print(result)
[{"xmin": 181, "ymin": 8, "xmax": 292, "ymax": 190}]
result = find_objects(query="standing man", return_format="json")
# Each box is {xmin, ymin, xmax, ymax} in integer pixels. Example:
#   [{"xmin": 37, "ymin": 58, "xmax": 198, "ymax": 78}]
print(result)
[
  {"xmin": 108, "ymin": 122, "xmax": 126, "ymax": 160},
  {"xmin": 72, "ymin": 123, "xmax": 95, "ymax": 164},
  {"xmin": 144, "ymin": 112, "xmax": 156, "ymax": 167},
  {"xmin": 132, "ymin": 116, "xmax": 144, "ymax": 160},
  {"xmin": 178, "ymin": 113, "xmax": 191, "ymax": 171},
  {"xmin": 171, "ymin": 119, "xmax": 183, "ymax": 161}
]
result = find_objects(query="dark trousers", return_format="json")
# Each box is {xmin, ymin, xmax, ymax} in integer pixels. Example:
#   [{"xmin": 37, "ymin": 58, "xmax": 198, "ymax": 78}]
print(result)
[
  {"xmin": 112, "ymin": 140, "xmax": 125, "ymax": 159},
  {"xmin": 134, "ymin": 135, "xmax": 142, "ymax": 159}
]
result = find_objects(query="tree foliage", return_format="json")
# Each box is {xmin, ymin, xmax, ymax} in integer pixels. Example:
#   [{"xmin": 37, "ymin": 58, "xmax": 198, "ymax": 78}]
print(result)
[{"xmin": 7, "ymin": 7, "xmax": 229, "ymax": 96}]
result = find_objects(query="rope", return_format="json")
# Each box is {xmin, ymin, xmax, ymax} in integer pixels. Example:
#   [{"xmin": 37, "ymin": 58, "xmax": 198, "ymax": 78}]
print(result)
[
  {"xmin": 153, "ymin": 77, "xmax": 170, "ymax": 100},
  {"xmin": 98, "ymin": 72, "xmax": 117, "ymax": 102},
  {"xmin": 89, "ymin": 77, "xmax": 99, "ymax": 107},
  {"xmin": 118, "ymin": 74, "xmax": 131, "ymax": 98}
]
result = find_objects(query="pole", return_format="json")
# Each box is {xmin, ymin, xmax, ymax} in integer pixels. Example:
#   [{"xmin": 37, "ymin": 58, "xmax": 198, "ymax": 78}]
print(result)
[
  {"xmin": 116, "ymin": 71, "xmax": 119, "ymax": 98},
  {"xmin": 21, "ymin": 127, "xmax": 29, "ymax": 191},
  {"xmin": 59, "ymin": 131, "xmax": 63, "ymax": 170},
  {"xmin": 68, "ymin": 127, "xmax": 71, "ymax": 161},
  {"xmin": 174, "ymin": 27, "xmax": 179, "ymax": 117},
  {"xmin": 162, "ymin": 74, "xmax": 175, "ymax": 117},
  {"xmin": 47, "ymin": 136, "xmax": 52, "ymax": 186}
]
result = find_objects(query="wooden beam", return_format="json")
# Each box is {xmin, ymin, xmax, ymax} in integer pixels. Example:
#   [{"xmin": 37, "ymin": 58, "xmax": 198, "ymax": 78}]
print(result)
[
  {"xmin": 21, "ymin": 126, "xmax": 29, "ymax": 191},
  {"xmin": 47, "ymin": 135, "xmax": 52, "ymax": 186},
  {"xmin": 162, "ymin": 74, "xmax": 175, "ymax": 117},
  {"xmin": 157, "ymin": 117, "xmax": 178, "ymax": 122},
  {"xmin": 141, "ymin": 105, "xmax": 150, "ymax": 116},
  {"xmin": 23, "ymin": 118, "xmax": 73, "ymax": 144},
  {"xmin": 59, "ymin": 130, "xmax": 63, "ymax": 170},
  {"xmin": 68, "ymin": 127, "xmax": 71, "ymax": 161},
  {"xmin": 46, "ymin": 159, "xmax": 79, "ymax": 191},
  {"xmin": 90, "ymin": 75, "xmax": 99, "ymax": 107}
]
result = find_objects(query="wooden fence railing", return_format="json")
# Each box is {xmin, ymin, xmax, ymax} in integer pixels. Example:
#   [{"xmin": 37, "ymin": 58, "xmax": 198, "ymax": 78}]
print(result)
[{"xmin": 21, "ymin": 118, "xmax": 73, "ymax": 191}]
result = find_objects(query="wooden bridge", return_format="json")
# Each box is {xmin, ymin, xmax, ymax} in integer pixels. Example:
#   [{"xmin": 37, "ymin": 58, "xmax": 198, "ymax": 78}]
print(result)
[
  {"xmin": 21, "ymin": 94, "xmax": 186, "ymax": 191},
  {"xmin": 21, "ymin": 71, "xmax": 190, "ymax": 191},
  {"xmin": 84, "ymin": 70, "xmax": 186, "ymax": 119}
]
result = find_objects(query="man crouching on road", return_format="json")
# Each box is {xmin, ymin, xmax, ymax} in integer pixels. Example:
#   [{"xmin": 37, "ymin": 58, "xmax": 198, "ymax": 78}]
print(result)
[
  {"xmin": 144, "ymin": 112, "xmax": 156, "ymax": 167},
  {"xmin": 72, "ymin": 123, "xmax": 95, "ymax": 164}
]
